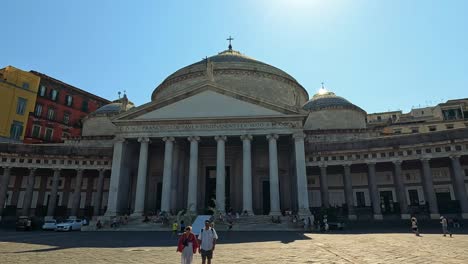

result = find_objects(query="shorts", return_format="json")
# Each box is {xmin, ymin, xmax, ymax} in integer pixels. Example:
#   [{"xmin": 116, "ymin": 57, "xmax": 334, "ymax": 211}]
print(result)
[
  {"xmin": 412, "ymin": 227, "xmax": 418, "ymax": 231},
  {"xmin": 201, "ymin": 249, "xmax": 213, "ymax": 260}
]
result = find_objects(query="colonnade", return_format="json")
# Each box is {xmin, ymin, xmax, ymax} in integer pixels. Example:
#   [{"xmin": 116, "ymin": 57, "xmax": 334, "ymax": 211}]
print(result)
[
  {"xmin": 108, "ymin": 133, "xmax": 311, "ymax": 217},
  {"xmin": 316, "ymin": 155, "xmax": 468, "ymax": 219},
  {"xmin": 0, "ymin": 167, "xmax": 107, "ymax": 218}
]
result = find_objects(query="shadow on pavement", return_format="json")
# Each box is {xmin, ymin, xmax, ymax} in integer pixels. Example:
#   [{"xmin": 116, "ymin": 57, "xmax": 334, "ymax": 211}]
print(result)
[{"xmin": 0, "ymin": 231, "xmax": 312, "ymax": 254}]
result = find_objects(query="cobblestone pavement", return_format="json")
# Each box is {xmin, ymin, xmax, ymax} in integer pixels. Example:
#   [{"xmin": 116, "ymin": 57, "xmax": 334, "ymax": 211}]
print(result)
[{"xmin": 0, "ymin": 230, "xmax": 467, "ymax": 264}]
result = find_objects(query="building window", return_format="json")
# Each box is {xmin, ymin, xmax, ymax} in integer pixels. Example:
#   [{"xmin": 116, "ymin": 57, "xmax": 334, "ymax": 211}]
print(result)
[
  {"xmin": 377, "ymin": 116, "xmax": 382, "ymax": 121},
  {"xmin": 44, "ymin": 128, "xmax": 53, "ymax": 141},
  {"xmin": 47, "ymin": 108, "xmax": 55, "ymax": 121},
  {"xmin": 356, "ymin": 192, "xmax": 366, "ymax": 207},
  {"xmin": 39, "ymin": 85, "xmax": 47, "ymax": 96},
  {"xmin": 34, "ymin": 104, "xmax": 43, "ymax": 117},
  {"xmin": 65, "ymin": 95, "xmax": 73, "ymax": 107},
  {"xmin": 22, "ymin": 82, "xmax": 30, "ymax": 89},
  {"xmin": 10, "ymin": 121, "xmax": 23, "ymax": 140},
  {"xmin": 16, "ymin": 97, "xmax": 27, "ymax": 115},
  {"xmin": 428, "ymin": 126, "xmax": 437, "ymax": 132},
  {"xmin": 63, "ymin": 112, "xmax": 70, "ymax": 125},
  {"xmin": 50, "ymin": 89, "xmax": 59, "ymax": 101},
  {"xmin": 393, "ymin": 129, "xmax": 402, "ymax": 134},
  {"xmin": 446, "ymin": 124, "xmax": 454, "ymax": 129},
  {"xmin": 411, "ymin": 127, "xmax": 419, "ymax": 133},
  {"xmin": 81, "ymin": 100, "xmax": 89, "ymax": 112},
  {"xmin": 31, "ymin": 125, "xmax": 41, "ymax": 138}
]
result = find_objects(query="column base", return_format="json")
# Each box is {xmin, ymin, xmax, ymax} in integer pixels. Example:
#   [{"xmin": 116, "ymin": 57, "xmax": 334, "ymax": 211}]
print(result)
[
  {"xmin": 297, "ymin": 208, "xmax": 312, "ymax": 217},
  {"xmin": 130, "ymin": 212, "xmax": 144, "ymax": 218},
  {"xmin": 242, "ymin": 210, "xmax": 255, "ymax": 216},
  {"xmin": 373, "ymin": 214, "xmax": 383, "ymax": 220},
  {"xmin": 430, "ymin": 213, "xmax": 441, "ymax": 219},
  {"xmin": 400, "ymin": 214, "xmax": 411, "ymax": 220},
  {"xmin": 461, "ymin": 213, "xmax": 468, "ymax": 219},
  {"xmin": 269, "ymin": 211, "xmax": 282, "ymax": 216},
  {"xmin": 348, "ymin": 215, "xmax": 357, "ymax": 220}
]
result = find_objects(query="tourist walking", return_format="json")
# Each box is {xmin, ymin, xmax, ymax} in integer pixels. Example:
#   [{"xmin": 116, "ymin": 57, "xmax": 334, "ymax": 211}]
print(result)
[
  {"xmin": 440, "ymin": 216, "xmax": 452, "ymax": 237},
  {"xmin": 177, "ymin": 226, "xmax": 199, "ymax": 264},
  {"xmin": 172, "ymin": 221, "xmax": 179, "ymax": 238},
  {"xmin": 198, "ymin": 220, "xmax": 218, "ymax": 264},
  {"xmin": 410, "ymin": 216, "xmax": 420, "ymax": 236},
  {"xmin": 180, "ymin": 220, "xmax": 186, "ymax": 233}
]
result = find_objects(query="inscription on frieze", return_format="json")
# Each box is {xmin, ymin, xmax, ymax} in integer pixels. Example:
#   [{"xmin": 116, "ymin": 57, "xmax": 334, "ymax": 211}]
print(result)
[{"xmin": 120, "ymin": 121, "xmax": 301, "ymax": 132}]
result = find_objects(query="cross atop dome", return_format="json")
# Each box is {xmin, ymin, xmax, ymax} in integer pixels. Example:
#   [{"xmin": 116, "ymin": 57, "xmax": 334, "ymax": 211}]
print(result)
[{"xmin": 227, "ymin": 35, "xmax": 234, "ymax": 50}]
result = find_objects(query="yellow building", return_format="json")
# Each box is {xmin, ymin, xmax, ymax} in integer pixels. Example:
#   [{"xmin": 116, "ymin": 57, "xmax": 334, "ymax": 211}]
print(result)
[{"xmin": 0, "ymin": 66, "xmax": 40, "ymax": 141}]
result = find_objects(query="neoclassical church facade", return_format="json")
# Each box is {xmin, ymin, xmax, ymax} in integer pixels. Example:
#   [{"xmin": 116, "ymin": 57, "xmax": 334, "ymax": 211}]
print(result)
[{"xmin": 1, "ymin": 47, "xmax": 467, "ymax": 221}]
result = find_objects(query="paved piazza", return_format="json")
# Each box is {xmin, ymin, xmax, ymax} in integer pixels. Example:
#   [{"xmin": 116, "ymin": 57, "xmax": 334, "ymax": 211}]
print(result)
[{"xmin": 0, "ymin": 230, "xmax": 467, "ymax": 264}]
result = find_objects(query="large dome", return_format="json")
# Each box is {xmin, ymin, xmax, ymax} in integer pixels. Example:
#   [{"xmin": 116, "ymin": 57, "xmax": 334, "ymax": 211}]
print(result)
[{"xmin": 151, "ymin": 48, "xmax": 309, "ymax": 110}]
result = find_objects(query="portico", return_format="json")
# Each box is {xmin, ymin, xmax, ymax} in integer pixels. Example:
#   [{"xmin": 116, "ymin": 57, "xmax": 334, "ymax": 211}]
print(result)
[{"xmin": 104, "ymin": 115, "xmax": 312, "ymax": 217}]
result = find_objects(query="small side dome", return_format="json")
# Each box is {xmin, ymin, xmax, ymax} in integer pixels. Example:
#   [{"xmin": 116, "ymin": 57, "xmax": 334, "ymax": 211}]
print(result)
[
  {"xmin": 303, "ymin": 86, "xmax": 367, "ymax": 130},
  {"xmin": 303, "ymin": 88, "xmax": 365, "ymax": 113},
  {"xmin": 91, "ymin": 94, "xmax": 135, "ymax": 117},
  {"xmin": 82, "ymin": 94, "xmax": 135, "ymax": 137}
]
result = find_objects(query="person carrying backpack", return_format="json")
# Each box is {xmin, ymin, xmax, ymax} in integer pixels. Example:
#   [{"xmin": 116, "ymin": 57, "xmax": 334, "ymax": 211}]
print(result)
[{"xmin": 198, "ymin": 220, "xmax": 218, "ymax": 264}]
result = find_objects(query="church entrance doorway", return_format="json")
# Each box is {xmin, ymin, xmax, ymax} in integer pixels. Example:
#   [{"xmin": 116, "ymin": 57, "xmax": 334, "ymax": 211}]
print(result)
[{"xmin": 204, "ymin": 166, "xmax": 230, "ymax": 214}]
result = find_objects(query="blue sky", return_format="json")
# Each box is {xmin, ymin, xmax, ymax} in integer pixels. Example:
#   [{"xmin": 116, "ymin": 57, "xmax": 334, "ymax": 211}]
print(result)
[{"xmin": 2, "ymin": 0, "xmax": 467, "ymax": 113}]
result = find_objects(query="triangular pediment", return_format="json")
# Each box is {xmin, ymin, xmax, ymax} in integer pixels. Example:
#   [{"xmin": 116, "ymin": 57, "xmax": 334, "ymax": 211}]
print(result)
[
  {"xmin": 114, "ymin": 83, "xmax": 302, "ymax": 121},
  {"xmin": 135, "ymin": 90, "xmax": 284, "ymax": 119}
]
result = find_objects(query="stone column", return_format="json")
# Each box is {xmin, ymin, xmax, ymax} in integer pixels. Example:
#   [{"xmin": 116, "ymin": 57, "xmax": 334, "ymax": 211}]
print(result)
[
  {"xmin": 161, "ymin": 137, "xmax": 175, "ymax": 213},
  {"xmin": 71, "ymin": 169, "xmax": 84, "ymax": 217},
  {"xmin": 393, "ymin": 161, "xmax": 409, "ymax": 219},
  {"xmin": 367, "ymin": 162, "xmax": 383, "ymax": 220},
  {"xmin": 343, "ymin": 164, "xmax": 356, "ymax": 220},
  {"xmin": 22, "ymin": 168, "xmax": 36, "ymax": 216},
  {"xmin": 132, "ymin": 137, "xmax": 150, "ymax": 216},
  {"xmin": 187, "ymin": 136, "xmax": 200, "ymax": 212},
  {"xmin": 46, "ymin": 169, "xmax": 61, "ymax": 218},
  {"xmin": 293, "ymin": 133, "xmax": 311, "ymax": 216},
  {"xmin": 241, "ymin": 135, "xmax": 254, "ymax": 215},
  {"xmin": 215, "ymin": 136, "xmax": 227, "ymax": 213},
  {"xmin": 450, "ymin": 156, "xmax": 468, "ymax": 219},
  {"xmin": 105, "ymin": 137, "xmax": 126, "ymax": 217},
  {"xmin": 421, "ymin": 158, "xmax": 440, "ymax": 219},
  {"xmin": 0, "ymin": 167, "xmax": 12, "ymax": 219},
  {"xmin": 94, "ymin": 169, "xmax": 106, "ymax": 216},
  {"xmin": 319, "ymin": 165, "xmax": 330, "ymax": 209},
  {"xmin": 267, "ymin": 134, "xmax": 281, "ymax": 216}
]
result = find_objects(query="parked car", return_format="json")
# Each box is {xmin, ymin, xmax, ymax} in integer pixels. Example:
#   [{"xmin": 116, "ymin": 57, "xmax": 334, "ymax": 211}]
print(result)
[
  {"xmin": 42, "ymin": 219, "xmax": 57, "ymax": 230},
  {"xmin": 16, "ymin": 216, "xmax": 33, "ymax": 231},
  {"xmin": 55, "ymin": 219, "xmax": 83, "ymax": 231}
]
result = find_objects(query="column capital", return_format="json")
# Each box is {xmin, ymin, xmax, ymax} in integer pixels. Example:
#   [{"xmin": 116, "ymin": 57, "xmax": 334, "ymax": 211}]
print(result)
[
  {"xmin": 420, "ymin": 157, "xmax": 431, "ymax": 162},
  {"xmin": 29, "ymin": 167, "xmax": 37, "ymax": 173},
  {"xmin": 319, "ymin": 163, "xmax": 328, "ymax": 169},
  {"xmin": 214, "ymin": 135, "xmax": 227, "ymax": 142},
  {"xmin": 240, "ymin": 134, "xmax": 253, "ymax": 141},
  {"xmin": 449, "ymin": 155, "xmax": 461, "ymax": 161},
  {"xmin": 392, "ymin": 160, "xmax": 402, "ymax": 165},
  {"xmin": 138, "ymin": 137, "xmax": 151, "ymax": 144},
  {"xmin": 266, "ymin": 134, "xmax": 279, "ymax": 141},
  {"xmin": 53, "ymin": 168, "xmax": 62, "ymax": 172},
  {"xmin": 162, "ymin": 136, "xmax": 175, "ymax": 142},
  {"xmin": 114, "ymin": 136, "xmax": 126, "ymax": 143},
  {"xmin": 187, "ymin": 136, "xmax": 200, "ymax": 142},
  {"xmin": 76, "ymin": 169, "xmax": 84, "ymax": 173},
  {"xmin": 342, "ymin": 163, "xmax": 352, "ymax": 168},
  {"xmin": 366, "ymin": 161, "xmax": 377, "ymax": 166},
  {"xmin": 292, "ymin": 133, "xmax": 305, "ymax": 140}
]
